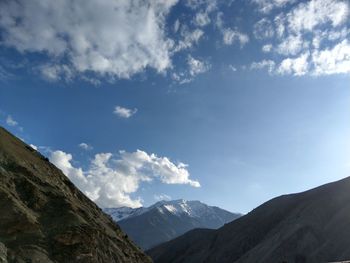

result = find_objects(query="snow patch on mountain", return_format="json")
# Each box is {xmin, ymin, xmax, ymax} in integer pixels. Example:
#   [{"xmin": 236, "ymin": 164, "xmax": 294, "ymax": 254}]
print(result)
[
  {"xmin": 105, "ymin": 199, "xmax": 236, "ymax": 221},
  {"xmin": 104, "ymin": 206, "xmax": 147, "ymax": 222}
]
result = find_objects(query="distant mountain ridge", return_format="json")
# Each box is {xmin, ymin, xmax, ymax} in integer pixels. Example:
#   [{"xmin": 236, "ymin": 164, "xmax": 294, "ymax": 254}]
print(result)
[
  {"xmin": 148, "ymin": 177, "xmax": 350, "ymax": 263},
  {"xmin": 104, "ymin": 199, "xmax": 241, "ymax": 250}
]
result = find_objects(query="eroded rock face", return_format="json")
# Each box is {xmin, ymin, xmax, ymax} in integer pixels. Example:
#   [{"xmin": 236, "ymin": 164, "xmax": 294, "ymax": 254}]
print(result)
[
  {"xmin": 0, "ymin": 127, "xmax": 152, "ymax": 263},
  {"xmin": 0, "ymin": 242, "xmax": 7, "ymax": 263}
]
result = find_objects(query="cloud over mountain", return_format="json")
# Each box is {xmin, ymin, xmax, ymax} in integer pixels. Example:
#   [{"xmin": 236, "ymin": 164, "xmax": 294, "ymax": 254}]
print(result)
[{"xmin": 50, "ymin": 149, "xmax": 200, "ymax": 208}]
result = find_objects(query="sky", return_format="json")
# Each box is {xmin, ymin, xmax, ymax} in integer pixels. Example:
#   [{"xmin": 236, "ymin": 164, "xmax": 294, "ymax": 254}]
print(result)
[{"xmin": 0, "ymin": 0, "xmax": 349, "ymax": 214}]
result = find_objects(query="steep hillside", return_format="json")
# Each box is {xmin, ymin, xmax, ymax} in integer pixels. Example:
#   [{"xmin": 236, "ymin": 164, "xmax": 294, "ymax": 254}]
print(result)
[
  {"xmin": 148, "ymin": 177, "xmax": 350, "ymax": 263},
  {"xmin": 105, "ymin": 199, "xmax": 241, "ymax": 250},
  {"xmin": 0, "ymin": 127, "xmax": 152, "ymax": 263}
]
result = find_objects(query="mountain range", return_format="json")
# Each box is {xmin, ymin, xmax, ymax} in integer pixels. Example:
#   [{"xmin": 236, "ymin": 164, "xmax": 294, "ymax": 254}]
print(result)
[
  {"xmin": 3, "ymin": 125, "xmax": 350, "ymax": 263},
  {"xmin": 148, "ymin": 176, "xmax": 350, "ymax": 263},
  {"xmin": 105, "ymin": 199, "xmax": 241, "ymax": 250},
  {"xmin": 0, "ymin": 127, "xmax": 151, "ymax": 263}
]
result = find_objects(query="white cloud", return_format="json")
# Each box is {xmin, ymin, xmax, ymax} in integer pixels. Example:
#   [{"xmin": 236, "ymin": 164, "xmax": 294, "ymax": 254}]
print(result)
[
  {"xmin": 312, "ymin": 28, "xmax": 350, "ymax": 49},
  {"xmin": 252, "ymin": 0, "xmax": 350, "ymax": 76},
  {"xmin": 194, "ymin": 11, "xmax": 211, "ymax": 27},
  {"xmin": 250, "ymin": 60, "xmax": 276, "ymax": 74},
  {"xmin": 154, "ymin": 194, "xmax": 172, "ymax": 202},
  {"xmin": 40, "ymin": 64, "xmax": 73, "ymax": 81},
  {"xmin": 222, "ymin": 28, "xmax": 249, "ymax": 46},
  {"xmin": 171, "ymin": 72, "xmax": 192, "ymax": 84},
  {"xmin": 79, "ymin": 143, "xmax": 93, "ymax": 151},
  {"xmin": 252, "ymin": 0, "xmax": 296, "ymax": 13},
  {"xmin": 276, "ymin": 34, "xmax": 307, "ymax": 56},
  {"xmin": 50, "ymin": 149, "xmax": 200, "ymax": 208},
  {"xmin": 312, "ymin": 40, "xmax": 350, "ymax": 75},
  {"xmin": 186, "ymin": 0, "xmax": 217, "ymax": 12},
  {"xmin": 174, "ymin": 19, "xmax": 180, "ymax": 33},
  {"xmin": 262, "ymin": 44, "xmax": 273, "ymax": 53},
  {"xmin": 187, "ymin": 56, "xmax": 210, "ymax": 76},
  {"xmin": 229, "ymin": 65, "xmax": 237, "ymax": 72},
  {"xmin": 274, "ymin": 14, "xmax": 286, "ymax": 38},
  {"xmin": 0, "ymin": 0, "xmax": 178, "ymax": 79},
  {"xmin": 253, "ymin": 18, "xmax": 275, "ymax": 39},
  {"xmin": 277, "ymin": 52, "xmax": 310, "ymax": 76},
  {"xmin": 287, "ymin": 0, "xmax": 349, "ymax": 34},
  {"xmin": 174, "ymin": 28, "xmax": 204, "ymax": 52},
  {"xmin": 114, "ymin": 106, "xmax": 138, "ymax": 119},
  {"xmin": 50, "ymin": 151, "xmax": 88, "ymax": 190},
  {"xmin": 6, "ymin": 115, "xmax": 18, "ymax": 126}
]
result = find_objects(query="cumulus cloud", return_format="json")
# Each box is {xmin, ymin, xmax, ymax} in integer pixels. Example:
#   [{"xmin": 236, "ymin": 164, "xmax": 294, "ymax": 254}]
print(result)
[
  {"xmin": 114, "ymin": 106, "xmax": 138, "ymax": 119},
  {"xmin": 6, "ymin": 115, "xmax": 18, "ymax": 126},
  {"xmin": 276, "ymin": 34, "xmax": 307, "ymax": 56},
  {"xmin": 277, "ymin": 52, "xmax": 310, "ymax": 76},
  {"xmin": 312, "ymin": 40, "xmax": 350, "ymax": 75},
  {"xmin": 79, "ymin": 143, "xmax": 93, "ymax": 151},
  {"xmin": 50, "ymin": 149, "xmax": 200, "ymax": 208},
  {"xmin": 50, "ymin": 151, "xmax": 88, "ymax": 189},
  {"xmin": 0, "ymin": 0, "xmax": 178, "ymax": 79}
]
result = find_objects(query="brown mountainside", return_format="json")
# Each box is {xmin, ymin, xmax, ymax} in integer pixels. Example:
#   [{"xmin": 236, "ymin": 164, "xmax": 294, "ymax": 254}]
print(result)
[
  {"xmin": 0, "ymin": 127, "xmax": 152, "ymax": 263},
  {"xmin": 148, "ymin": 175, "xmax": 350, "ymax": 263}
]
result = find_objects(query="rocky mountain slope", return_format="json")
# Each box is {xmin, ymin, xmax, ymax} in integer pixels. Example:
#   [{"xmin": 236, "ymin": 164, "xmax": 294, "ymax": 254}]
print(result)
[
  {"xmin": 0, "ymin": 127, "xmax": 151, "ymax": 263},
  {"xmin": 105, "ymin": 199, "xmax": 241, "ymax": 250},
  {"xmin": 148, "ymin": 177, "xmax": 350, "ymax": 263}
]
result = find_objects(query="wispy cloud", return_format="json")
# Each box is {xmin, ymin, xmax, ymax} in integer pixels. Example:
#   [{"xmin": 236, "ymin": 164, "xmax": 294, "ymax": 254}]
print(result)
[
  {"xmin": 154, "ymin": 194, "xmax": 172, "ymax": 202},
  {"xmin": 251, "ymin": 0, "xmax": 296, "ymax": 13}
]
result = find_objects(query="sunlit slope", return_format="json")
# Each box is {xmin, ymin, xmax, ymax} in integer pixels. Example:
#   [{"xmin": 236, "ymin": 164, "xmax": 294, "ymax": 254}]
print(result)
[{"xmin": 0, "ymin": 127, "xmax": 152, "ymax": 263}]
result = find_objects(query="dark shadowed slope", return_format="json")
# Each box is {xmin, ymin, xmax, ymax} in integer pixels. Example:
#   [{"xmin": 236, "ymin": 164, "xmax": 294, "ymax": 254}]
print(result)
[
  {"xmin": 0, "ymin": 127, "xmax": 152, "ymax": 263},
  {"xmin": 148, "ymin": 176, "xmax": 350, "ymax": 263},
  {"xmin": 105, "ymin": 200, "xmax": 241, "ymax": 250}
]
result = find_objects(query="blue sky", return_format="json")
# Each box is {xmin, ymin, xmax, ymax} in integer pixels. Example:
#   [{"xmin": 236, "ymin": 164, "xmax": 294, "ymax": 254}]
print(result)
[{"xmin": 0, "ymin": 0, "xmax": 349, "ymax": 213}]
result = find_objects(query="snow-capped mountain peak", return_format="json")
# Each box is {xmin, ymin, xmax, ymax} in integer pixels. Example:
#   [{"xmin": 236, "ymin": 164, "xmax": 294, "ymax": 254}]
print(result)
[
  {"xmin": 104, "ymin": 199, "xmax": 241, "ymax": 250},
  {"xmin": 154, "ymin": 199, "xmax": 207, "ymax": 217},
  {"xmin": 105, "ymin": 199, "xmax": 229, "ymax": 221},
  {"xmin": 104, "ymin": 206, "xmax": 147, "ymax": 222}
]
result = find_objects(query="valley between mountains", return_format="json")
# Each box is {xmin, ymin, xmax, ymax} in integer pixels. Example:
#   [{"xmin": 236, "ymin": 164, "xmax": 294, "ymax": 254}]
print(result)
[{"xmin": 1, "ymin": 127, "xmax": 350, "ymax": 263}]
